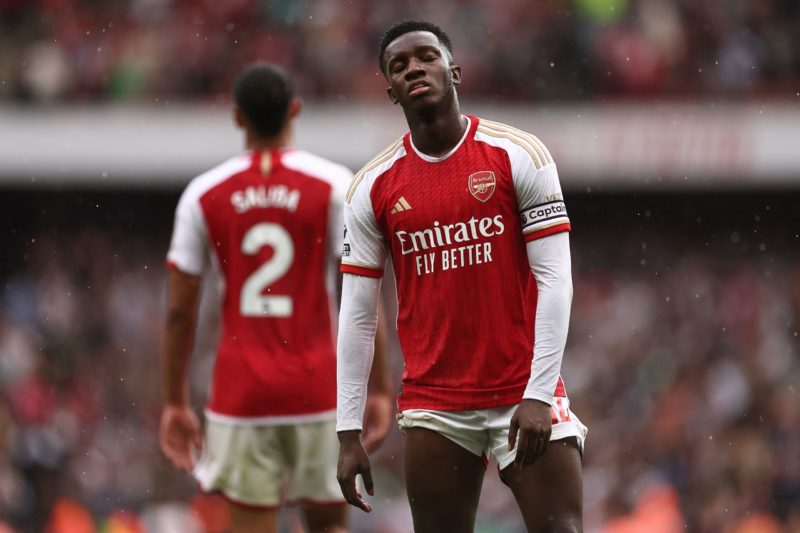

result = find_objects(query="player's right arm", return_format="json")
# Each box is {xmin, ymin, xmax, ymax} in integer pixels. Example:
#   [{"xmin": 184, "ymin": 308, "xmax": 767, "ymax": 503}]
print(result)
[
  {"xmin": 336, "ymin": 273, "xmax": 381, "ymax": 513},
  {"xmin": 327, "ymin": 165, "xmax": 394, "ymax": 454},
  {"xmin": 160, "ymin": 268, "xmax": 203, "ymax": 470},
  {"xmin": 336, "ymin": 172, "xmax": 387, "ymax": 512},
  {"xmin": 159, "ymin": 182, "xmax": 208, "ymax": 471}
]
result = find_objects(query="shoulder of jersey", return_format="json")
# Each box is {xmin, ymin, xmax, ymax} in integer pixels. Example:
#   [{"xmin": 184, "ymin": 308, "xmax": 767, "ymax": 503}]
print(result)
[
  {"xmin": 345, "ymin": 137, "xmax": 406, "ymax": 204},
  {"xmin": 281, "ymin": 149, "xmax": 354, "ymax": 187},
  {"xmin": 475, "ymin": 117, "xmax": 554, "ymax": 170},
  {"xmin": 182, "ymin": 153, "xmax": 252, "ymax": 201}
]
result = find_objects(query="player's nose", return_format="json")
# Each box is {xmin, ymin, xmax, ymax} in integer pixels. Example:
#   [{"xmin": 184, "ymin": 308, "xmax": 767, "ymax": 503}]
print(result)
[{"xmin": 404, "ymin": 59, "xmax": 426, "ymax": 80}]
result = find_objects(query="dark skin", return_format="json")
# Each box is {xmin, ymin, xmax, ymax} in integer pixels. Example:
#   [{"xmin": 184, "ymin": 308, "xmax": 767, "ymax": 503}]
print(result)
[
  {"xmin": 161, "ymin": 98, "xmax": 393, "ymax": 533},
  {"xmin": 384, "ymin": 32, "xmax": 465, "ymax": 156},
  {"xmin": 337, "ymin": 30, "xmax": 582, "ymax": 532}
]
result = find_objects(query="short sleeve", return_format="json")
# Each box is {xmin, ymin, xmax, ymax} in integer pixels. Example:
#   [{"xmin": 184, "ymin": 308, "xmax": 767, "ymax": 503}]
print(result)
[
  {"xmin": 166, "ymin": 186, "xmax": 209, "ymax": 276},
  {"xmin": 327, "ymin": 169, "xmax": 352, "ymax": 261},
  {"xmin": 340, "ymin": 180, "xmax": 387, "ymax": 278},
  {"xmin": 513, "ymin": 157, "xmax": 571, "ymax": 242}
]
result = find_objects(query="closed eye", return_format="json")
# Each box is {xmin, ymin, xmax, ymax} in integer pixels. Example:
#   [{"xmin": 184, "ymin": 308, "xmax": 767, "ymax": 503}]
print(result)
[{"xmin": 390, "ymin": 61, "xmax": 407, "ymax": 74}]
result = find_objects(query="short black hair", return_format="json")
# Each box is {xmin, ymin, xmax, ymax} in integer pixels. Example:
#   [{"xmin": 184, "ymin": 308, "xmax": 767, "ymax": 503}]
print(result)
[
  {"xmin": 378, "ymin": 20, "xmax": 454, "ymax": 75},
  {"xmin": 233, "ymin": 63, "xmax": 294, "ymax": 138}
]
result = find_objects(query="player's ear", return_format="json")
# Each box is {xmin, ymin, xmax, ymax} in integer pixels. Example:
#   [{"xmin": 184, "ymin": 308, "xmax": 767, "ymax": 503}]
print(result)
[
  {"xmin": 288, "ymin": 97, "xmax": 302, "ymax": 119},
  {"xmin": 234, "ymin": 107, "xmax": 247, "ymax": 129},
  {"xmin": 451, "ymin": 64, "xmax": 462, "ymax": 86},
  {"xmin": 387, "ymin": 86, "xmax": 399, "ymax": 105}
]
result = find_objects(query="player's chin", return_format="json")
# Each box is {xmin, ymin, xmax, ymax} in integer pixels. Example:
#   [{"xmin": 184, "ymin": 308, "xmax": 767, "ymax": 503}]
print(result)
[{"xmin": 403, "ymin": 92, "xmax": 442, "ymax": 111}]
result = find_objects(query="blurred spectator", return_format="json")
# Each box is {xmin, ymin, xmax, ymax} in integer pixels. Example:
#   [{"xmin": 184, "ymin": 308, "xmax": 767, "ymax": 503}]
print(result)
[
  {"xmin": 46, "ymin": 499, "xmax": 95, "ymax": 533},
  {"xmin": 0, "ymin": 0, "xmax": 798, "ymax": 103}
]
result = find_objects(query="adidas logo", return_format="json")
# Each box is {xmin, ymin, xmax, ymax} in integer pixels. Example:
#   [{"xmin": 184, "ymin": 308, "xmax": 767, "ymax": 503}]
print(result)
[{"xmin": 390, "ymin": 196, "xmax": 412, "ymax": 214}]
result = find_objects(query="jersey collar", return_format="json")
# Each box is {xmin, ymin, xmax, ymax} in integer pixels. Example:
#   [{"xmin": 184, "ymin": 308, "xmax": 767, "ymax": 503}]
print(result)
[{"xmin": 406, "ymin": 115, "xmax": 474, "ymax": 163}]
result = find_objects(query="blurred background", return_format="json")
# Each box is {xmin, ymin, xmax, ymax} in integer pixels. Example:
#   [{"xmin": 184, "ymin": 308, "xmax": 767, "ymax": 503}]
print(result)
[{"xmin": 1, "ymin": 0, "xmax": 799, "ymax": 532}]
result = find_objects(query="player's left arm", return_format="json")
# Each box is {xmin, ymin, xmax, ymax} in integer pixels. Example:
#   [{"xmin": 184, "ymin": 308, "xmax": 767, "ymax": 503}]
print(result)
[
  {"xmin": 509, "ymin": 233, "xmax": 573, "ymax": 465},
  {"xmin": 506, "ymin": 141, "xmax": 573, "ymax": 466},
  {"xmin": 159, "ymin": 182, "xmax": 208, "ymax": 471}
]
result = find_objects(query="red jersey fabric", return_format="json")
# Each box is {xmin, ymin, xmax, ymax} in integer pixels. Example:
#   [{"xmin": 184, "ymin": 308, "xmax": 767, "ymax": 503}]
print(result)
[
  {"xmin": 168, "ymin": 149, "xmax": 352, "ymax": 420},
  {"xmin": 342, "ymin": 116, "xmax": 569, "ymax": 411}
]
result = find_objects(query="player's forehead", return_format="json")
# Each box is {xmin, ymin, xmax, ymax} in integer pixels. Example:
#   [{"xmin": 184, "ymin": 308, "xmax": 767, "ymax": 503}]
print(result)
[{"xmin": 384, "ymin": 31, "xmax": 445, "ymax": 63}]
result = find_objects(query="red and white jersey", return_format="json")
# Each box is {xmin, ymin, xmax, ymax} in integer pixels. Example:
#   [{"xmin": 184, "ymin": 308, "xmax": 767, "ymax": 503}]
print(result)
[
  {"xmin": 342, "ymin": 116, "xmax": 569, "ymax": 412},
  {"xmin": 167, "ymin": 149, "xmax": 352, "ymax": 422}
]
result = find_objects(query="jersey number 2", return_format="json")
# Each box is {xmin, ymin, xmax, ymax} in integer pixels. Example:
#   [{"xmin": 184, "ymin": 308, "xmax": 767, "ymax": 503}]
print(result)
[{"xmin": 240, "ymin": 223, "xmax": 294, "ymax": 317}]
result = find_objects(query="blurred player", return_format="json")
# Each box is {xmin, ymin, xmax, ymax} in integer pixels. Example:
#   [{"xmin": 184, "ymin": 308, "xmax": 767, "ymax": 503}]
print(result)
[
  {"xmin": 160, "ymin": 63, "xmax": 393, "ymax": 533},
  {"xmin": 336, "ymin": 21, "xmax": 587, "ymax": 532}
]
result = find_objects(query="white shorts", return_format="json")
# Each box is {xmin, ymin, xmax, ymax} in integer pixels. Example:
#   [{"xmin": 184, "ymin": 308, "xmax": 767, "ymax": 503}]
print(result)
[
  {"xmin": 396, "ymin": 397, "xmax": 587, "ymax": 471},
  {"xmin": 193, "ymin": 417, "xmax": 344, "ymax": 508}
]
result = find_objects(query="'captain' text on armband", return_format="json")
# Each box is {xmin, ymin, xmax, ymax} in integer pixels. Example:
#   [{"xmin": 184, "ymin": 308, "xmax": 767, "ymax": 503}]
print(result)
[
  {"xmin": 520, "ymin": 200, "xmax": 568, "ymax": 230},
  {"xmin": 394, "ymin": 215, "xmax": 505, "ymax": 277}
]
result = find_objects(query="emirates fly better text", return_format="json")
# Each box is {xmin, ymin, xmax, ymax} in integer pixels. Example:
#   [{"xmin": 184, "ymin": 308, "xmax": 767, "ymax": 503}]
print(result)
[{"xmin": 394, "ymin": 215, "xmax": 505, "ymax": 276}]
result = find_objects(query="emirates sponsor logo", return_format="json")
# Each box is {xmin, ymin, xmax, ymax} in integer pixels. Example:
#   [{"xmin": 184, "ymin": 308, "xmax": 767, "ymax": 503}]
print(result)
[
  {"xmin": 395, "ymin": 215, "xmax": 505, "ymax": 255},
  {"xmin": 468, "ymin": 171, "xmax": 496, "ymax": 202},
  {"xmin": 394, "ymin": 215, "xmax": 505, "ymax": 276}
]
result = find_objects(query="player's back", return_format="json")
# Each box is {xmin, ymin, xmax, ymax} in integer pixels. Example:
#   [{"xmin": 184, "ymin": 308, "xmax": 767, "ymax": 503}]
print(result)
[{"xmin": 169, "ymin": 149, "xmax": 351, "ymax": 420}]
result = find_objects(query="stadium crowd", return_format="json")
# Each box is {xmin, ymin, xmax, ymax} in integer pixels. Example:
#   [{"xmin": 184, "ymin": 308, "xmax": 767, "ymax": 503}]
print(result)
[
  {"xmin": 0, "ymin": 0, "xmax": 799, "ymax": 103},
  {"xmin": 0, "ymin": 205, "xmax": 797, "ymax": 531}
]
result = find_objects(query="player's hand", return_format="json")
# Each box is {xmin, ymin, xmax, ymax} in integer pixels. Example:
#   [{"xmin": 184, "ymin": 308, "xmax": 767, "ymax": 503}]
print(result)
[
  {"xmin": 508, "ymin": 399, "xmax": 552, "ymax": 466},
  {"xmin": 361, "ymin": 393, "xmax": 393, "ymax": 453},
  {"xmin": 337, "ymin": 430, "xmax": 374, "ymax": 513},
  {"xmin": 159, "ymin": 404, "xmax": 202, "ymax": 471}
]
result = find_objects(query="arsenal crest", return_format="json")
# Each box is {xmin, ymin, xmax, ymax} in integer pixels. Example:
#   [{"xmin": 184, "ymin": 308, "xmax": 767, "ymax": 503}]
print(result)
[{"xmin": 468, "ymin": 171, "xmax": 496, "ymax": 202}]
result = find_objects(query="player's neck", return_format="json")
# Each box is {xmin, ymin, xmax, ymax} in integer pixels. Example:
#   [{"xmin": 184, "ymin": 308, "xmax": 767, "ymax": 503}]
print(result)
[
  {"xmin": 245, "ymin": 130, "xmax": 291, "ymax": 152},
  {"xmin": 405, "ymin": 103, "xmax": 466, "ymax": 158}
]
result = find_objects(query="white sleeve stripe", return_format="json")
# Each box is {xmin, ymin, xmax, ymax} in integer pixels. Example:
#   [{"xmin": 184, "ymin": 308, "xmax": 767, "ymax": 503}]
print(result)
[
  {"xmin": 477, "ymin": 125, "xmax": 546, "ymax": 169},
  {"xmin": 478, "ymin": 122, "xmax": 551, "ymax": 167},
  {"xmin": 347, "ymin": 146, "xmax": 407, "ymax": 206},
  {"xmin": 479, "ymin": 119, "xmax": 554, "ymax": 165},
  {"xmin": 346, "ymin": 142, "xmax": 402, "ymax": 204},
  {"xmin": 345, "ymin": 139, "xmax": 404, "ymax": 203}
]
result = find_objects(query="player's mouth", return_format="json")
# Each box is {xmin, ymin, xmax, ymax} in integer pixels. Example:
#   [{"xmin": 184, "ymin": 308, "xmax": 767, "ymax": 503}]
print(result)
[{"xmin": 408, "ymin": 81, "xmax": 431, "ymax": 97}]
